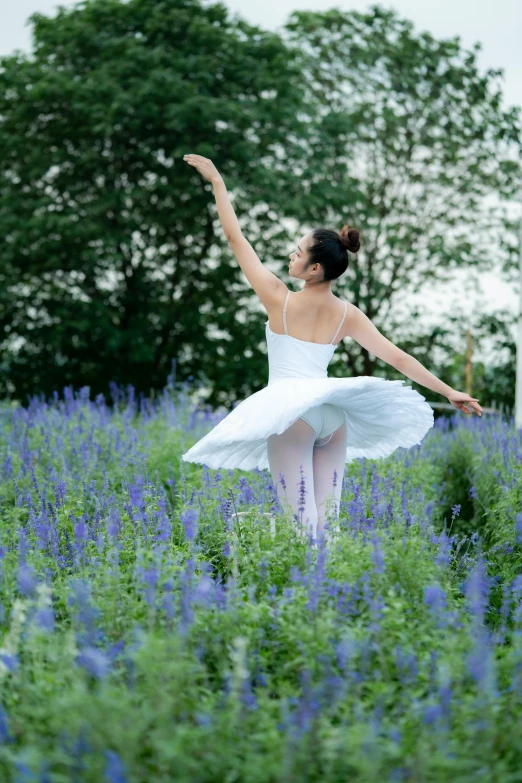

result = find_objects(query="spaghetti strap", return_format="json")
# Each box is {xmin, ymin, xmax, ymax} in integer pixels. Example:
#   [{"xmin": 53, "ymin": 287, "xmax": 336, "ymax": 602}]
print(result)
[
  {"xmin": 330, "ymin": 301, "xmax": 348, "ymax": 345},
  {"xmin": 282, "ymin": 290, "xmax": 291, "ymax": 335}
]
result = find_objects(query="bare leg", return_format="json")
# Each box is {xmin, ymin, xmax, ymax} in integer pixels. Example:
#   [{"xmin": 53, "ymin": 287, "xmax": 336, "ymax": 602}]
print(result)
[
  {"xmin": 312, "ymin": 418, "xmax": 347, "ymax": 539},
  {"xmin": 267, "ymin": 418, "xmax": 318, "ymax": 538}
]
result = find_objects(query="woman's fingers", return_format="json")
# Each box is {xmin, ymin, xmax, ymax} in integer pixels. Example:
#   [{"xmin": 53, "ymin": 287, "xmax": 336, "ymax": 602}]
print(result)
[
  {"xmin": 457, "ymin": 401, "xmax": 482, "ymax": 415},
  {"xmin": 448, "ymin": 392, "xmax": 482, "ymax": 416}
]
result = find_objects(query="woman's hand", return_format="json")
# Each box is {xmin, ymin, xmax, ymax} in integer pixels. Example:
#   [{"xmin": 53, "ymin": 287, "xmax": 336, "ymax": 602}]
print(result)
[
  {"xmin": 447, "ymin": 390, "xmax": 482, "ymax": 416},
  {"xmin": 183, "ymin": 154, "xmax": 222, "ymax": 184}
]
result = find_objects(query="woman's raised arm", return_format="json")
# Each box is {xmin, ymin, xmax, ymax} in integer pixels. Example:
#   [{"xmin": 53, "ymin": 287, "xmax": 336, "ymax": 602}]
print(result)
[
  {"xmin": 183, "ymin": 154, "xmax": 241, "ymax": 240},
  {"xmin": 183, "ymin": 153, "xmax": 285, "ymax": 308}
]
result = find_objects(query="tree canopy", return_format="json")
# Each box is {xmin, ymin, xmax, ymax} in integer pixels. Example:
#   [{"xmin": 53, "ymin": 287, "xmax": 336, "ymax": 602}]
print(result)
[{"xmin": 0, "ymin": 0, "xmax": 307, "ymax": 404}]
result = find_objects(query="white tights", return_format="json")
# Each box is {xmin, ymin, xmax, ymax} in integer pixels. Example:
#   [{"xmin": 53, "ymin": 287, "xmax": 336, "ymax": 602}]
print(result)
[{"xmin": 266, "ymin": 416, "xmax": 348, "ymax": 539}]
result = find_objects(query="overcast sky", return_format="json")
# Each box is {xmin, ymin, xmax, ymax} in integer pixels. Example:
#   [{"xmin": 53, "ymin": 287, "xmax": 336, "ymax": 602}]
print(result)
[
  {"xmin": 3, "ymin": 0, "xmax": 520, "ymax": 110},
  {"xmin": 1, "ymin": 0, "xmax": 520, "ymax": 351}
]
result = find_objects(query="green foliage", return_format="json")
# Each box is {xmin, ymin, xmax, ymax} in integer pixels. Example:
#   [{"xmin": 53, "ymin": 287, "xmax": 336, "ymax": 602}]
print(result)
[
  {"xmin": 0, "ymin": 0, "xmax": 305, "ymax": 405},
  {"xmin": 1, "ymin": 386, "xmax": 522, "ymax": 779}
]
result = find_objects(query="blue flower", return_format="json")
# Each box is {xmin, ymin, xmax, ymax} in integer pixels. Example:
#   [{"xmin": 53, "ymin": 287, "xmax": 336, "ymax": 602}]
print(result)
[
  {"xmin": 35, "ymin": 607, "xmax": 55, "ymax": 633},
  {"xmin": 17, "ymin": 563, "xmax": 37, "ymax": 597},
  {"xmin": 77, "ymin": 647, "xmax": 111, "ymax": 679},
  {"xmin": 104, "ymin": 749, "xmax": 128, "ymax": 783},
  {"xmin": 0, "ymin": 704, "xmax": 14, "ymax": 745}
]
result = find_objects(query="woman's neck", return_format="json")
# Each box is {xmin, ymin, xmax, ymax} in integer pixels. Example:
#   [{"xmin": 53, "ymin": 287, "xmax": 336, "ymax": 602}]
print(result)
[{"xmin": 302, "ymin": 281, "xmax": 332, "ymax": 293}]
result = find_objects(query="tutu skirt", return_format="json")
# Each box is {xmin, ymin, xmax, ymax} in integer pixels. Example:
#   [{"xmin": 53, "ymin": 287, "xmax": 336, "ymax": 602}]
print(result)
[{"xmin": 181, "ymin": 376, "xmax": 434, "ymax": 471}]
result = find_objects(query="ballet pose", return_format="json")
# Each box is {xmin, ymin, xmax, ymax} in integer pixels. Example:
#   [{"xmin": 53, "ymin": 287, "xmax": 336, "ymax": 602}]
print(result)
[{"xmin": 181, "ymin": 154, "xmax": 482, "ymax": 538}]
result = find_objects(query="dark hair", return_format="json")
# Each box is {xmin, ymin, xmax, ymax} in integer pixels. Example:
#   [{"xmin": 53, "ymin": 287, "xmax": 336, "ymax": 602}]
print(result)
[{"xmin": 307, "ymin": 224, "xmax": 361, "ymax": 282}]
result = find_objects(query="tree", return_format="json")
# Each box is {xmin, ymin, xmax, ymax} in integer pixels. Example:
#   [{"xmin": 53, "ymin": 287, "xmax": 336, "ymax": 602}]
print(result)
[
  {"xmin": 281, "ymin": 6, "xmax": 520, "ymax": 386},
  {"xmin": 0, "ymin": 0, "xmax": 307, "ymax": 405}
]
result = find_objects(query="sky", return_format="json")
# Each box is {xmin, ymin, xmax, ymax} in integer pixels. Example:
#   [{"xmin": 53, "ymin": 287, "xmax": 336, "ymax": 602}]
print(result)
[
  {"xmin": 1, "ymin": 0, "xmax": 521, "ymax": 358},
  {"xmin": 3, "ymin": 0, "xmax": 519, "ymax": 109},
  {"xmin": 220, "ymin": 0, "xmax": 522, "ymax": 112}
]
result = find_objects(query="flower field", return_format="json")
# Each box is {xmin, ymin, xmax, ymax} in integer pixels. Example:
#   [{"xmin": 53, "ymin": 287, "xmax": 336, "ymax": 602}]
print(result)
[{"xmin": 0, "ymin": 379, "xmax": 521, "ymax": 782}]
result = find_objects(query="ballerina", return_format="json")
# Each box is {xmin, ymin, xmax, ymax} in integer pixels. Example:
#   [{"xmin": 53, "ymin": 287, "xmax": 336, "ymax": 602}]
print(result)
[{"xmin": 181, "ymin": 154, "xmax": 482, "ymax": 539}]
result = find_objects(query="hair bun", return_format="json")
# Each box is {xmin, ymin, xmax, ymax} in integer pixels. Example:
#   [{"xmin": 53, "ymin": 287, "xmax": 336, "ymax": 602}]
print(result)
[{"xmin": 339, "ymin": 225, "xmax": 360, "ymax": 253}]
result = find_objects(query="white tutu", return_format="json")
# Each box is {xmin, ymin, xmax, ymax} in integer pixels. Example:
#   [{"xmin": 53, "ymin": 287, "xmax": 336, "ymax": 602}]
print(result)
[{"xmin": 182, "ymin": 311, "xmax": 435, "ymax": 471}]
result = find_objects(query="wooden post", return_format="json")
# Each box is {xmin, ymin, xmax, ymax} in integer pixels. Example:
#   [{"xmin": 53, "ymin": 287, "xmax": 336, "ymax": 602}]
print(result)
[
  {"xmin": 465, "ymin": 328, "xmax": 472, "ymax": 397},
  {"xmin": 516, "ymin": 186, "xmax": 522, "ymax": 429}
]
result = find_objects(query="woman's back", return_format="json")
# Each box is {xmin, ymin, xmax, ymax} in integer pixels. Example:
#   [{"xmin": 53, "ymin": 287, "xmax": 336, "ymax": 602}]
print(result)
[{"xmin": 266, "ymin": 290, "xmax": 349, "ymax": 346}]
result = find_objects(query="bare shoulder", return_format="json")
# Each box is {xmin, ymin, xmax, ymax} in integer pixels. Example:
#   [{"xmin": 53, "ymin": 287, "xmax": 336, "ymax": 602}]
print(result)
[
  {"xmin": 341, "ymin": 301, "xmax": 367, "ymax": 335},
  {"xmin": 338, "ymin": 301, "xmax": 406, "ymax": 366},
  {"xmin": 263, "ymin": 282, "xmax": 289, "ymax": 320}
]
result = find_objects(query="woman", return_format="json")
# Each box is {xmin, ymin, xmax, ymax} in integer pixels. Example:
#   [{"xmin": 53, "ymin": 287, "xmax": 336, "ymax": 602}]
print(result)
[{"xmin": 181, "ymin": 154, "xmax": 482, "ymax": 539}]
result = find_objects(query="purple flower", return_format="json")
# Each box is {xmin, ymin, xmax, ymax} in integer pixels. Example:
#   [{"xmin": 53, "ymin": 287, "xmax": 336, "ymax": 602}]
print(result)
[
  {"xmin": 0, "ymin": 704, "xmax": 14, "ymax": 744},
  {"xmin": 466, "ymin": 631, "xmax": 497, "ymax": 695},
  {"xmin": 14, "ymin": 761, "xmax": 37, "ymax": 781},
  {"xmin": 0, "ymin": 653, "xmax": 19, "ymax": 673},
  {"xmin": 423, "ymin": 702, "xmax": 443, "ymax": 724},
  {"xmin": 436, "ymin": 529, "xmax": 451, "ymax": 568},
  {"xmin": 67, "ymin": 580, "xmax": 103, "ymax": 647},
  {"xmin": 424, "ymin": 584, "xmax": 447, "ymax": 613},
  {"xmin": 35, "ymin": 607, "xmax": 55, "ymax": 633},
  {"xmin": 371, "ymin": 531, "xmax": 385, "ymax": 574},
  {"xmin": 335, "ymin": 636, "xmax": 356, "ymax": 672},
  {"xmin": 141, "ymin": 566, "xmax": 158, "ymax": 609},
  {"xmin": 194, "ymin": 574, "xmax": 215, "ymax": 607},
  {"xmin": 297, "ymin": 465, "xmax": 307, "ymax": 517},
  {"xmin": 128, "ymin": 476, "xmax": 145, "ymax": 509},
  {"xmin": 194, "ymin": 713, "xmax": 212, "ymax": 727},
  {"xmin": 181, "ymin": 507, "xmax": 199, "ymax": 543},
  {"xmin": 511, "ymin": 574, "xmax": 522, "ymax": 597},
  {"xmin": 17, "ymin": 563, "xmax": 37, "ymax": 596},
  {"xmin": 108, "ymin": 508, "xmax": 121, "ymax": 540},
  {"xmin": 77, "ymin": 646, "xmax": 111, "ymax": 679},
  {"xmin": 464, "ymin": 556, "xmax": 490, "ymax": 624},
  {"xmin": 75, "ymin": 514, "xmax": 89, "ymax": 542},
  {"xmin": 389, "ymin": 727, "xmax": 401, "ymax": 743},
  {"xmin": 104, "ymin": 749, "xmax": 128, "ymax": 783},
  {"xmin": 106, "ymin": 640, "xmax": 125, "ymax": 661}
]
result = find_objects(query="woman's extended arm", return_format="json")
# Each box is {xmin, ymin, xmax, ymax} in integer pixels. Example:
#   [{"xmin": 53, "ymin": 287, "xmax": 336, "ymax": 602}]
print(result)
[
  {"xmin": 346, "ymin": 304, "xmax": 482, "ymax": 416},
  {"xmin": 395, "ymin": 353, "xmax": 454, "ymax": 397}
]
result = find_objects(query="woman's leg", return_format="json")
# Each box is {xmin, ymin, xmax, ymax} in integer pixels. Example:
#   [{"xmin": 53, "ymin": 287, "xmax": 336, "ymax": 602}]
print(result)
[
  {"xmin": 267, "ymin": 418, "xmax": 318, "ymax": 538},
  {"xmin": 312, "ymin": 418, "xmax": 348, "ymax": 538}
]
